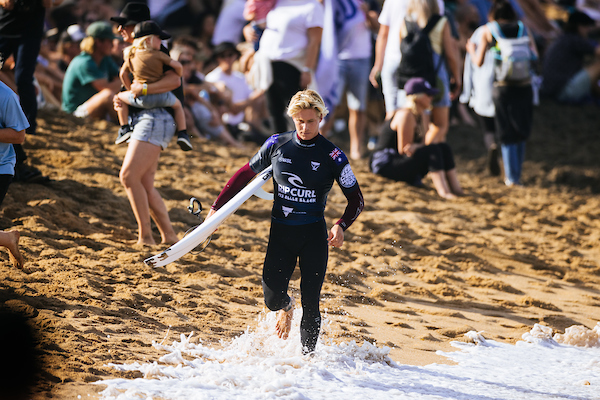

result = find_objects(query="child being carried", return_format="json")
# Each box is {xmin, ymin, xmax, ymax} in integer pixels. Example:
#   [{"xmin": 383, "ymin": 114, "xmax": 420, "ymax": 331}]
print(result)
[{"xmin": 115, "ymin": 20, "xmax": 192, "ymax": 151}]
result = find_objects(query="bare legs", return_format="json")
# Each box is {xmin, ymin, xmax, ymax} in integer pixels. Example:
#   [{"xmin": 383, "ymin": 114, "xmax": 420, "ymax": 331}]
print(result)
[
  {"xmin": 314, "ymin": 109, "xmax": 366, "ymax": 160},
  {"xmin": 428, "ymin": 106, "xmax": 449, "ymax": 144},
  {"xmin": 446, "ymin": 169, "xmax": 464, "ymax": 195},
  {"xmin": 120, "ymin": 140, "xmax": 178, "ymax": 246},
  {"xmin": 0, "ymin": 230, "xmax": 23, "ymax": 269},
  {"xmin": 85, "ymin": 88, "xmax": 118, "ymax": 122},
  {"xmin": 116, "ymin": 92, "xmax": 130, "ymax": 127},
  {"xmin": 430, "ymin": 169, "xmax": 464, "ymax": 199},
  {"xmin": 348, "ymin": 108, "xmax": 366, "ymax": 160}
]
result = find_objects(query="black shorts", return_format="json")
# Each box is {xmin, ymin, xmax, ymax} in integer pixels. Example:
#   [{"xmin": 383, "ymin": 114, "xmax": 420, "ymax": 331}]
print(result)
[
  {"xmin": 0, "ymin": 174, "xmax": 12, "ymax": 206},
  {"xmin": 477, "ymin": 115, "xmax": 496, "ymax": 133}
]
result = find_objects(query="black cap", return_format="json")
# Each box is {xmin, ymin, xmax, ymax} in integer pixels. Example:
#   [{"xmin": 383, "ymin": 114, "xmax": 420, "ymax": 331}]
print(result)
[
  {"xmin": 110, "ymin": 2, "xmax": 151, "ymax": 26},
  {"xmin": 134, "ymin": 21, "xmax": 171, "ymax": 40},
  {"xmin": 213, "ymin": 42, "xmax": 240, "ymax": 58},
  {"xmin": 568, "ymin": 10, "xmax": 595, "ymax": 27}
]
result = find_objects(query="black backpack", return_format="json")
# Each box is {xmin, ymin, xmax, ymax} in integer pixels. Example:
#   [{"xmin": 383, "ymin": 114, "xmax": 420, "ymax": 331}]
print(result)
[{"xmin": 396, "ymin": 14, "xmax": 443, "ymax": 89}]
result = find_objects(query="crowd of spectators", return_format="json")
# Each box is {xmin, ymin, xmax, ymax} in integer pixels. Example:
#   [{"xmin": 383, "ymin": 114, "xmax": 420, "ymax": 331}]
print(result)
[{"xmin": 0, "ymin": 0, "xmax": 598, "ymax": 188}]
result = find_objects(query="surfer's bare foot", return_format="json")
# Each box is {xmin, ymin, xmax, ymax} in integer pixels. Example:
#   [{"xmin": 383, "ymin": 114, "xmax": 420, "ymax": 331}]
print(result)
[
  {"xmin": 276, "ymin": 297, "xmax": 295, "ymax": 340},
  {"xmin": 5, "ymin": 230, "xmax": 24, "ymax": 269}
]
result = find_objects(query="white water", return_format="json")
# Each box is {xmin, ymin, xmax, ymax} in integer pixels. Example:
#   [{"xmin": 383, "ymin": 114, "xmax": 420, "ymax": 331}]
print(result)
[{"xmin": 96, "ymin": 311, "xmax": 600, "ymax": 400}]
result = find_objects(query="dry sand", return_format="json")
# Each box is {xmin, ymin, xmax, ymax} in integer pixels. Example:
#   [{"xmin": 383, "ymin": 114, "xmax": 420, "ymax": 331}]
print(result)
[{"xmin": 0, "ymin": 100, "xmax": 599, "ymax": 399}]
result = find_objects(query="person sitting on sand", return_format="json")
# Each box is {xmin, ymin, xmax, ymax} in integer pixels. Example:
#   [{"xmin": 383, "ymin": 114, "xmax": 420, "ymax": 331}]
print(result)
[
  {"xmin": 206, "ymin": 89, "xmax": 364, "ymax": 354},
  {"xmin": 61, "ymin": 21, "xmax": 121, "ymax": 122},
  {"xmin": 0, "ymin": 55, "xmax": 27, "ymax": 268},
  {"xmin": 370, "ymin": 77, "xmax": 464, "ymax": 199},
  {"xmin": 114, "ymin": 21, "xmax": 192, "ymax": 151}
]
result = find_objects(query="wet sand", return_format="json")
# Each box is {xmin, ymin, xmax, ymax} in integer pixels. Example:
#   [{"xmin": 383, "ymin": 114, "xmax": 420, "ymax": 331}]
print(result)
[{"xmin": 0, "ymin": 100, "xmax": 598, "ymax": 398}]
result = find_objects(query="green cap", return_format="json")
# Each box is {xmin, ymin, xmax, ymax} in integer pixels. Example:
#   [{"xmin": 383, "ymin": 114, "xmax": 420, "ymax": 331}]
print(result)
[{"xmin": 86, "ymin": 21, "xmax": 118, "ymax": 40}]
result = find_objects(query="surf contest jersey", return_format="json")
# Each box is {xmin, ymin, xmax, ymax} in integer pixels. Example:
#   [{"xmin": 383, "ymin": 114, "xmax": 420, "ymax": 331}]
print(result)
[{"xmin": 249, "ymin": 131, "xmax": 360, "ymax": 225}]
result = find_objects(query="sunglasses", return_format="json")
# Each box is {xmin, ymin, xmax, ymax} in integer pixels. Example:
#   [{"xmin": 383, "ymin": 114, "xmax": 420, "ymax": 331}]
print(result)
[{"xmin": 180, "ymin": 59, "xmax": 193, "ymax": 65}]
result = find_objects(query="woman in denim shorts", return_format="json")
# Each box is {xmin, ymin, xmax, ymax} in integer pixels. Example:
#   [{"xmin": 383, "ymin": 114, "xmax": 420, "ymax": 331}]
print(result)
[{"xmin": 119, "ymin": 107, "xmax": 179, "ymax": 246}]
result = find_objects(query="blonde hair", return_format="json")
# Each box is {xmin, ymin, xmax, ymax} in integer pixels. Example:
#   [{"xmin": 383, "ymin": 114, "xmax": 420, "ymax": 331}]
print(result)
[
  {"xmin": 123, "ymin": 35, "xmax": 153, "ymax": 61},
  {"xmin": 405, "ymin": 93, "xmax": 429, "ymax": 114},
  {"xmin": 407, "ymin": 0, "xmax": 440, "ymax": 27},
  {"xmin": 287, "ymin": 89, "xmax": 329, "ymax": 119},
  {"xmin": 79, "ymin": 36, "xmax": 95, "ymax": 54}
]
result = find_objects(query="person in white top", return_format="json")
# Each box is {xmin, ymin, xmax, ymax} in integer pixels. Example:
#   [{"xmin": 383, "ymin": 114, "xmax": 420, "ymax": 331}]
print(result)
[
  {"xmin": 252, "ymin": 0, "xmax": 324, "ymax": 133},
  {"xmin": 205, "ymin": 42, "xmax": 265, "ymax": 144},
  {"xmin": 369, "ymin": 0, "xmax": 444, "ymax": 119}
]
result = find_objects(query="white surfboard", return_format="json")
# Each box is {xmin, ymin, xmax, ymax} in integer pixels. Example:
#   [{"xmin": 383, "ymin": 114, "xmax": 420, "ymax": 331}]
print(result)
[{"xmin": 144, "ymin": 165, "xmax": 273, "ymax": 268}]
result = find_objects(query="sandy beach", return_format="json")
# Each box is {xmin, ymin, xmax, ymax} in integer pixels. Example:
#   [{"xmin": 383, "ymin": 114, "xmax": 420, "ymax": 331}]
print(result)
[{"xmin": 0, "ymin": 99, "xmax": 598, "ymax": 399}]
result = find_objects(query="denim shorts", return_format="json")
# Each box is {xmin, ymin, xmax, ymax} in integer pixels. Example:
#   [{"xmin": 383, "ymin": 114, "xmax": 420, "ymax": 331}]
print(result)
[
  {"xmin": 432, "ymin": 52, "xmax": 451, "ymax": 108},
  {"xmin": 130, "ymin": 108, "xmax": 176, "ymax": 149},
  {"xmin": 190, "ymin": 102, "xmax": 223, "ymax": 139},
  {"xmin": 381, "ymin": 55, "xmax": 403, "ymax": 113},
  {"xmin": 128, "ymin": 91, "xmax": 177, "ymax": 109},
  {"xmin": 337, "ymin": 57, "xmax": 371, "ymax": 111},
  {"xmin": 558, "ymin": 69, "xmax": 592, "ymax": 104}
]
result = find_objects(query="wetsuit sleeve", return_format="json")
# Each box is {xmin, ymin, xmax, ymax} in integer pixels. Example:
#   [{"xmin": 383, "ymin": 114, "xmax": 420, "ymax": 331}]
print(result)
[
  {"xmin": 213, "ymin": 134, "xmax": 280, "ymax": 210},
  {"xmin": 336, "ymin": 187, "xmax": 364, "ymax": 231},
  {"xmin": 249, "ymin": 133, "xmax": 279, "ymax": 173},
  {"xmin": 211, "ymin": 163, "xmax": 257, "ymax": 210}
]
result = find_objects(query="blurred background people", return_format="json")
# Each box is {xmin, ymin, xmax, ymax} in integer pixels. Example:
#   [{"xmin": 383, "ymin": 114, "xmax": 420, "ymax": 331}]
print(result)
[
  {"xmin": 0, "ymin": 0, "xmax": 63, "ymax": 183},
  {"xmin": 248, "ymin": 0, "xmax": 324, "ymax": 133},
  {"xmin": 205, "ymin": 41, "xmax": 266, "ymax": 144},
  {"xmin": 461, "ymin": 22, "xmax": 501, "ymax": 176},
  {"xmin": 541, "ymin": 10, "xmax": 600, "ymax": 104},
  {"xmin": 61, "ymin": 21, "xmax": 121, "ymax": 122},
  {"xmin": 466, "ymin": 0, "xmax": 537, "ymax": 186}
]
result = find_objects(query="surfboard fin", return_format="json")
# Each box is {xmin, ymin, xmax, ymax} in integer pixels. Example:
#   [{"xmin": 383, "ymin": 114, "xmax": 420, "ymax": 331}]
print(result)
[{"xmin": 253, "ymin": 187, "xmax": 274, "ymax": 201}]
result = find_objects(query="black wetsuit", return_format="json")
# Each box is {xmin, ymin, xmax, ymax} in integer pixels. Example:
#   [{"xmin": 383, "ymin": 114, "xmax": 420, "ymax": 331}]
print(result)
[{"xmin": 213, "ymin": 131, "xmax": 363, "ymax": 353}]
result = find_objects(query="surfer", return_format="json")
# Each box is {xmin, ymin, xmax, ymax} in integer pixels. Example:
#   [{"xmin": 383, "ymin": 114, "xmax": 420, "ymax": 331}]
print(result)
[{"xmin": 207, "ymin": 89, "xmax": 364, "ymax": 354}]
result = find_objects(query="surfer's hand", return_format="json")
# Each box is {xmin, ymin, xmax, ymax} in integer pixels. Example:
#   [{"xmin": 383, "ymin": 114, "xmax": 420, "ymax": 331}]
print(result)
[
  {"xmin": 328, "ymin": 224, "xmax": 344, "ymax": 248},
  {"xmin": 205, "ymin": 208, "xmax": 219, "ymax": 232}
]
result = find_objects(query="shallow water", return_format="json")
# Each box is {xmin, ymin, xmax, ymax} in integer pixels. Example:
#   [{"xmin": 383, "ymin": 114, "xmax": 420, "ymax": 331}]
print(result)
[{"xmin": 96, "ymin": 312, "xmax": 600, "ymax": 400}]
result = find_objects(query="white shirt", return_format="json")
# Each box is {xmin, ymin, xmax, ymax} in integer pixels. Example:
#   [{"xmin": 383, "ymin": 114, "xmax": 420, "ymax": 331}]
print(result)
[
  {"xmin": 338, "ymin": 0, "xmax": 372, "ymax": 60},
  {"xmin": 205, "ymin": 67, "xmax": 253, "ymax": 125},
  {"xmin": 460, "ymin": 26, "xmax": 495, "ymax": 117},
  {"xmin": 259, "ymin": 0, "xmax": 324, "ymax": 63},
  {"xmin": 212, "ymin": 0, "xmax": 247, "ymax": 45}
]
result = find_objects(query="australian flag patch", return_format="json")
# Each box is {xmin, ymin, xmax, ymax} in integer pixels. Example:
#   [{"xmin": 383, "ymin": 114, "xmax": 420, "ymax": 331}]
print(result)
[{"xmin": 329, "ymin": 148, "xmax": 345, "ymax": 164}]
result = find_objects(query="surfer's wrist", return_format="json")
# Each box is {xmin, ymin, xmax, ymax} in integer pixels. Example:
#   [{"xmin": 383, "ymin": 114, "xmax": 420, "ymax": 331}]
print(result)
[{"xmin": 335, "ymin": 221, "xmax": 347, "ymax": 231}]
